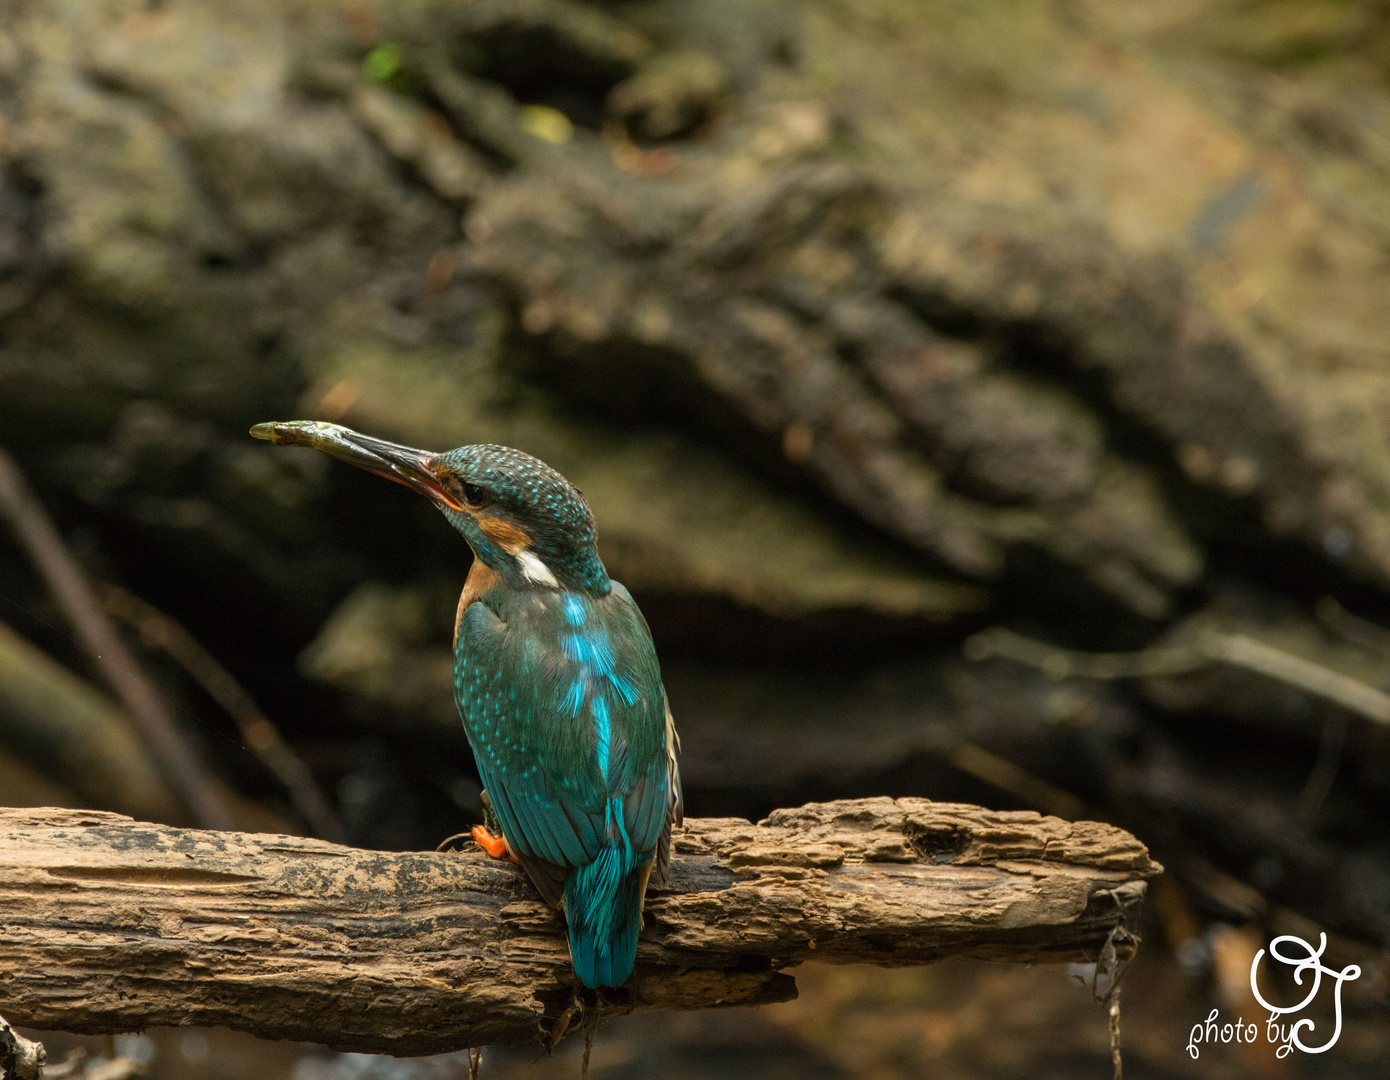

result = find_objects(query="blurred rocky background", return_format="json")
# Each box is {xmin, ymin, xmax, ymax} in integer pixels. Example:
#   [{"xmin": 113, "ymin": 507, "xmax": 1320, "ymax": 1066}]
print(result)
[{"xmin": 2, "ymin": 0, "xmax": 1390, "ymax": 1076}]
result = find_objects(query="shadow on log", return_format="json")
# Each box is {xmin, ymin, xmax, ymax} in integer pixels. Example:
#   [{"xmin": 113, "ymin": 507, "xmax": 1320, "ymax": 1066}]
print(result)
[{"xmin": 0, "ymin": 800, "xmax": 1159, "ymax": 1054}]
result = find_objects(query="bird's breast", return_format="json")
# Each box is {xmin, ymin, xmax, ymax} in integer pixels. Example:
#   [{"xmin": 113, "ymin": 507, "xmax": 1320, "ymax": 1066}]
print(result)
[{"xmin": 454, "ymin": 559, "xmax": 501, "ymax": 648}]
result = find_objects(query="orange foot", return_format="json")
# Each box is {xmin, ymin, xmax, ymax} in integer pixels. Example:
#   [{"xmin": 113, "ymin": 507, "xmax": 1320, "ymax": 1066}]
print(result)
[{"xmin": 473, "ymin": 824, "xmax": 521, "ymax": 864}]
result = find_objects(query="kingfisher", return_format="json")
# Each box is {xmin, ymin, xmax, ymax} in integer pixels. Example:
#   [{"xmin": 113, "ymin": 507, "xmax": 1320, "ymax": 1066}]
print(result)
[{"xmin": 250, "ymin": 420, "xmax": 683, "ymax": 988}]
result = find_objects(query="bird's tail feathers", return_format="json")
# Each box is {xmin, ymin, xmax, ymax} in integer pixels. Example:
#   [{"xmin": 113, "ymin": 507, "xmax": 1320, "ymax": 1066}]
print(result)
[{"xmin": 565, "ymin": 802, "xmax": 646, "ymax": 988}]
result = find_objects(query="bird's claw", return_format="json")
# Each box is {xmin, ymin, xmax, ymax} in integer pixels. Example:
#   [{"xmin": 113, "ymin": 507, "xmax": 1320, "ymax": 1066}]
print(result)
[{"xmin": 472, "ymin": 824, "xmax": 520, "ymax": 864}]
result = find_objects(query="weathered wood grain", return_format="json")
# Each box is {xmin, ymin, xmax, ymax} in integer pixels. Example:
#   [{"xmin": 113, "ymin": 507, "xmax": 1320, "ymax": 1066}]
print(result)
[{"xmin": 0, "ymin": 799, "xmax": 1159, "ymax": 1053}]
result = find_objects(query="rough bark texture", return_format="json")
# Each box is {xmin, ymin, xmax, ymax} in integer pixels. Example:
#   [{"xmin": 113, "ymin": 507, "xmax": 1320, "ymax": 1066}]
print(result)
[{"xmin": 0, "ymin": 801, "xmax": 1157, "ymax": 1054}]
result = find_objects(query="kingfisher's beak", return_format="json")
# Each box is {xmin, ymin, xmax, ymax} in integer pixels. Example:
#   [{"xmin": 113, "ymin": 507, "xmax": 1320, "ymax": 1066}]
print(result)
[{"xmin": 250, "ymin": 421, "xmax": 465, "ymax": 510}]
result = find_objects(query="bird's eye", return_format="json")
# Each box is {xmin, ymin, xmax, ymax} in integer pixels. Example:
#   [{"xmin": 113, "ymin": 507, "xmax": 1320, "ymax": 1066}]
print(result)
[{"xmin": 461, "ymin": 481, "xmax": 490, "ymax": 507}]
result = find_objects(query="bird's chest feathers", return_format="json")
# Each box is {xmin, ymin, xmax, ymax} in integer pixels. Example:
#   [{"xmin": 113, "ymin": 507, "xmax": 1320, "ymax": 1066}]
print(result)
[{"xmin": 454, "ymin": 558, "xmax": 500, "ymax": 649}]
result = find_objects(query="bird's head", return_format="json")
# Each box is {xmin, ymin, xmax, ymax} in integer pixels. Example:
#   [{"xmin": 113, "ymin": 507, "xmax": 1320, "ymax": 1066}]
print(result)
[{"xmin": 251, "ymin": 421, "xmax": 610, "ymax": 595}]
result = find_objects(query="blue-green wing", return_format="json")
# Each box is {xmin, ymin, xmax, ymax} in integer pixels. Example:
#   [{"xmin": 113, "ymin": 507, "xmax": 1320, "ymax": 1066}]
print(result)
[{"xmin": 454, "ymin": 584, "xmax": 672, "ymax": 903}]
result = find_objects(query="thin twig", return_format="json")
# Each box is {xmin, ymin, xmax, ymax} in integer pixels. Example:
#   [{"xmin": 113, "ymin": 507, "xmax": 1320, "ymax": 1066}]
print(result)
[
  {"xmin": 947, "ymin": 743, "xmax": 1088, "ymax": 821},
  {"xmin": 1294, "ymin": 714, "xmax": 1348, "ymax": 824},
  {"xmin": 966, "ymin": 625, "xmax": 1390, "ymax": 728},
  {"xmin": 1108, "ymin": 989, "xmax": 1122, "ymax": 1080},
  {"xmin": 1205, "ymin": 632, "xmax": 1390, "ymax": 725},
  {"xmin": 42, "ymin": 1048, "xmax": 88, "ymax": 1080},
  {"xmin": 963, "ymin": 627, "xmax": 1202, "ymax": 680},
  {"xmin": 1316, "ymin": 596, "xmax": 1390, "ymax": 659},
  {"xmin": 1182, "ymin": 857, "xmax": 1267, "ymax": 920},
  {"xmin": 95, "ymin": 583, "xmax": 345, "ymax": 843},
  {"xmin": 0, "ymin": 448, "xmax": 234, "ymax": 829}
]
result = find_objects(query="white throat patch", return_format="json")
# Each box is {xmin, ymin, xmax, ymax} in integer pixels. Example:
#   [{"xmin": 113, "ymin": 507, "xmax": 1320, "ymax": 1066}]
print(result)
[{"xmin": 516, "ymin": 549, "xmax": 559, "ymax": 587}]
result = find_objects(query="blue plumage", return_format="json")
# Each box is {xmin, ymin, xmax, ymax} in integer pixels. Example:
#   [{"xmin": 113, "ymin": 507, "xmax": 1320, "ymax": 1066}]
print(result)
[
  {"xmin": 566, "ymin": 818, "xmax": 642, "ymax": 988},
  {"xmin": 456, "ymin": 580, "xmax": 676, "ymax": 986},
  {"xmin": 249, "ymin": 422, "xmax": 683, "ymax": 989}
]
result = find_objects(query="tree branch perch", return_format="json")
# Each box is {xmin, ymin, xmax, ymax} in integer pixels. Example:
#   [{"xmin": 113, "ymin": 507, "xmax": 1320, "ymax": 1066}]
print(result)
[{"xmin": 0, "ymin": 800, "xmax": 1159, "ymax": 1054}]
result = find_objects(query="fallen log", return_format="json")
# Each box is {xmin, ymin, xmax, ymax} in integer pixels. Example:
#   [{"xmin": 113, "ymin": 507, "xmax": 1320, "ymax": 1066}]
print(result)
[{"xmin": 0, "ymin": 800, "xmax": 1159, "ymax": 1054}]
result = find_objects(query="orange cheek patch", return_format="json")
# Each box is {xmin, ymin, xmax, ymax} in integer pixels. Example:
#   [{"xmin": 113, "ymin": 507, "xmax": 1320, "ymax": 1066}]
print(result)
[{"xmin": 477, "ymin": 515, "xmax": 533, "ymax": 554}]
